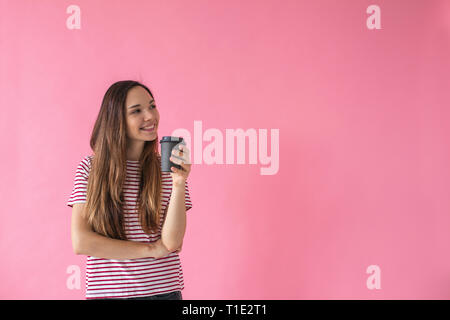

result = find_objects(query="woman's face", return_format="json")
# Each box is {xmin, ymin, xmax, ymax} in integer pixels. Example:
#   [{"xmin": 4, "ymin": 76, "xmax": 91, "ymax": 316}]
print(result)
[{"xmin": 125, "ymin": 86, "xmax": 160, "ymax": 142}]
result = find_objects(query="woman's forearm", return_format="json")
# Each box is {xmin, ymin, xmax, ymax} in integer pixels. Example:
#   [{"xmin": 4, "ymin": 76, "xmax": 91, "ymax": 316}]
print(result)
[
  {"xmin": 161, "ymin": 182, "xmax": 187, "ymax": 251},
  {"xmin": 77, "ymin": 230, "xmax": 155, "ymax": 260}
]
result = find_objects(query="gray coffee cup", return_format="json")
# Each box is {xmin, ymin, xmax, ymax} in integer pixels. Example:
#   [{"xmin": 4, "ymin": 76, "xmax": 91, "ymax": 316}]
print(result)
[{"xmin": 160, "ymin": 136, "xmax": 185, "ymax": 172}]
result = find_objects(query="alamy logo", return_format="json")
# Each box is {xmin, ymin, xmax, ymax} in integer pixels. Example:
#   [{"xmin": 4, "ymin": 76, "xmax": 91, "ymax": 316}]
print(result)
[
  {"xmin": 66, "ymin": 5, "xmax": 81, "ymax": 29},
  {"xmin": 66, "ymin": 265, "xmax": 81, "ymax": 290},
  {"xmin": 366, "ymin": 265, "xmax": 381, "ymax": 290},
  {"xmin": 172, "ymin": 121, "xmax": 279, "ymax": 175},
  {"xmin": 366, "ymin": 5, "xmax": 381, "ymax": 30}
]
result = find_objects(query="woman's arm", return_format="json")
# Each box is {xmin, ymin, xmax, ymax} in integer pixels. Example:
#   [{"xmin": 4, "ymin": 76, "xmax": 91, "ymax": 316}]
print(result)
[
  {"xmin": 160, "ymin": 182, "xmax": 187, "ymax": 252},
  {"xmin": 71, "ymin": 203, "xmax": 166, "ymax": 260},
  {"xmin": 75, "ymin": 229, "xmax": 160, "ymax": 260}
]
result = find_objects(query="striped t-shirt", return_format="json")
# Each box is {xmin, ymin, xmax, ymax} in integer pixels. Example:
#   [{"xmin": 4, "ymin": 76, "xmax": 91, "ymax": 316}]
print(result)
[{"xmin": 66, "ymin": 155, "xmax": 192, "ymax": 299}]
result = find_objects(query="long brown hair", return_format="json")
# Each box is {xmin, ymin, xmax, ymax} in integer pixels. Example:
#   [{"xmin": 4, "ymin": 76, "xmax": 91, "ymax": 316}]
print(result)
[{"xmin": 83, "ymin": 80, "xmax": 162, "ymax": 240}]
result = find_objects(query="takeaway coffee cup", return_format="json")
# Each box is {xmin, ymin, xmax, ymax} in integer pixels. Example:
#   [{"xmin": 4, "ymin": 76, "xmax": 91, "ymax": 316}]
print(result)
[{"xmin": 160, "ymin": 136, "xmax": 185, "ymax": 172}]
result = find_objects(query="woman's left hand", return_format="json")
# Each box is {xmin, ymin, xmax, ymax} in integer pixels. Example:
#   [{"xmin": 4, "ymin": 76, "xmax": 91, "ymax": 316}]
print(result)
[{"xmin": 169, "ymin": 143, "xmax": 191, "ymax": 186}]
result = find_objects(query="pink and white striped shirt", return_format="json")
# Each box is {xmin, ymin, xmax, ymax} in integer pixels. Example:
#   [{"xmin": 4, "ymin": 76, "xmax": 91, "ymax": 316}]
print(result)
[{"xmin": 67, "ymin": 155, "xmax": 192, "ymax": 299}]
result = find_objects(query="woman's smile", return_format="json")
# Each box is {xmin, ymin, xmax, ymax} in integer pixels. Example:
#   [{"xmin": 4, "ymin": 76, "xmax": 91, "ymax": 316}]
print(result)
[{"xmin": 140, "ymin": 124, "xmax": 156, "ymax": 132}]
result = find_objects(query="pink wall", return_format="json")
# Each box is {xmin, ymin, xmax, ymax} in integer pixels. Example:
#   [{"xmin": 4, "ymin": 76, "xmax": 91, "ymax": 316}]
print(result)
[{"xmin": 1, "ymin": 0, "xmax": 449, "ymax": 299}]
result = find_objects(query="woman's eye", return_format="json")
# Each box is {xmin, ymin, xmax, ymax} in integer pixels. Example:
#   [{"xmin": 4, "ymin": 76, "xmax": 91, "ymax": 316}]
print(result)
[{"xmin": 132, "ymin": 105, "xmax": 155, "ymax": 114}]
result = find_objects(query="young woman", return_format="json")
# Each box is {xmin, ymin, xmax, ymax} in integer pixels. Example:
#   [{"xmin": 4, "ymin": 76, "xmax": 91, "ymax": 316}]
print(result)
[{"xmin": 67, "ymin": 80, "xmax": 193, "ymax": 300}]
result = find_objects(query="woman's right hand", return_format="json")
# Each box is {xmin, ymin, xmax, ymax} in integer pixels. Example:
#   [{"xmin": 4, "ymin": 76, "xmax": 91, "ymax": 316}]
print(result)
[{"xmin": 149, "ymin": 239, "xmax": 171, "ymax": 259}]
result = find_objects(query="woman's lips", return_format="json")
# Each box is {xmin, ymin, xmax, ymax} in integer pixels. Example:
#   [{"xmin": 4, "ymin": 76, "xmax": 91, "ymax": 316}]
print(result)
[{"xmin": 140, "ymin": 124, "xmax": 156, "ymax": 132}]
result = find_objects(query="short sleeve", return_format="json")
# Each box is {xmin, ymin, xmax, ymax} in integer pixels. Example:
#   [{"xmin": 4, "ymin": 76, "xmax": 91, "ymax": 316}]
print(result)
[
  {"xmin": 66, "ymin": 156, "xmax": 91, "ymax": 208},
  {"xmin": 185, "ymin": 179, "xmax": 193, "ymax": 212}
]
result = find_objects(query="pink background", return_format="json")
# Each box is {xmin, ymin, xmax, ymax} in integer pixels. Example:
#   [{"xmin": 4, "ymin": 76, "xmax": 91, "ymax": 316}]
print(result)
[{"xmin": 1, "ymin": 0, "xmax": 449, "ymax": 299}]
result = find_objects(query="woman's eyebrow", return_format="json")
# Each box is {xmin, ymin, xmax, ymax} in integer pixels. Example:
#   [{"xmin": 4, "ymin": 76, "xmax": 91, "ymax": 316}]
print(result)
[{"xmin": 128, "ymin": 99, "xmax": 155, "ymax": 109}]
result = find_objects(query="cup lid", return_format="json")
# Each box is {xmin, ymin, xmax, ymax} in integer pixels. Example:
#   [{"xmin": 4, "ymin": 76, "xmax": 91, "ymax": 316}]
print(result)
[{"xmin": 160, "ymin": 136, "xmax": 184, "ymax": 143}]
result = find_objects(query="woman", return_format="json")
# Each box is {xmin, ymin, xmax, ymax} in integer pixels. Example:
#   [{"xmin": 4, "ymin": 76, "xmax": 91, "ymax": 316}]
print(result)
[{"xmin": 67, "ymin": 80, "xmax": 193, "ymax": 300}]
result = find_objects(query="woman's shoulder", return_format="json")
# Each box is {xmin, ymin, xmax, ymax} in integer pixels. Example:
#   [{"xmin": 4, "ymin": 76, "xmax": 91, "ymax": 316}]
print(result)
[
  {"xmin": 85, "ymin": 154, "xmax": 94, "ymax": 165},
  {"xmin": 77, "ymin": 154, "xmax": 93, "ymax": 173}
]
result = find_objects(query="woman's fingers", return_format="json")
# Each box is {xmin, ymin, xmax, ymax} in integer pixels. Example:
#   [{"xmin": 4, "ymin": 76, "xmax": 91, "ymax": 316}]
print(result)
[
  {"xmin": 170, "ymin": 151, "xmax": 191, "ymax": 165},
  {"xmin": 172, "ymin": 146, "xmax": 191, "ymax": 162}
]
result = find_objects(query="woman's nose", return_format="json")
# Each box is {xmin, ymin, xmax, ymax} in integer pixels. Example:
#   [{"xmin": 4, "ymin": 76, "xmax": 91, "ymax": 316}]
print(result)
[{"xmin": 143, "ymin": 109, "xmax": 156, "ymax": 120}]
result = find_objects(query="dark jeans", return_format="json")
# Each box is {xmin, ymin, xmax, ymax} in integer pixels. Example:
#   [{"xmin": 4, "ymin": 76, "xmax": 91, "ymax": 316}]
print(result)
[{"xmin": 99, "ymin": 290, "xmax": 182, "ymax": 300}]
